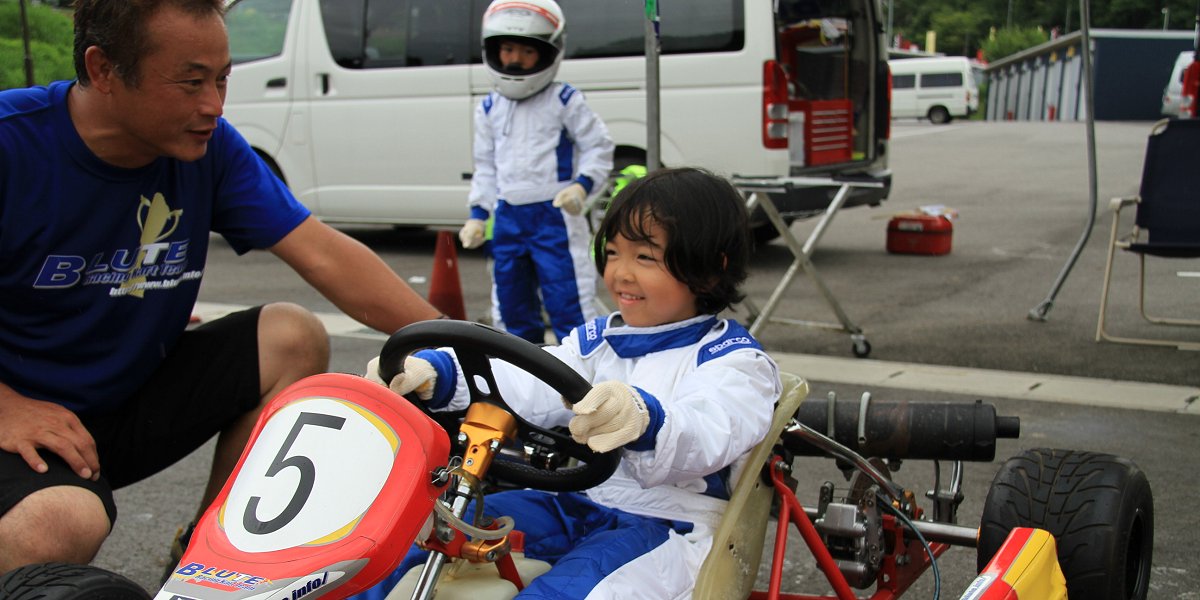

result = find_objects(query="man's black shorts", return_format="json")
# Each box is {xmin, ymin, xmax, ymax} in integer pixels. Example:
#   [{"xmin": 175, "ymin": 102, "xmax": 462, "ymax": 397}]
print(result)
[{"xmin": 0, "ymin": 306, "xmax": 264, "ymax": 527}]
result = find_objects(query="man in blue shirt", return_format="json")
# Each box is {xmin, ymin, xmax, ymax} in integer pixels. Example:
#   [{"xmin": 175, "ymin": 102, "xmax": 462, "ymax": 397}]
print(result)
[{"xmin": 0, "ymin": 0, "xmax": 442, "ymax": 575}]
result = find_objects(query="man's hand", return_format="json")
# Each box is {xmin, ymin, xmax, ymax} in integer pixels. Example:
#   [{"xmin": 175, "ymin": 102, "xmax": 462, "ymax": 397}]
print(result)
[
  {"xmin": 459, "ymin": 219, "xmax": 486, "ymax": 249},
  {"xmin": 552, "ymin": 183, "xmax": 587, "ymax": 216},
  {"xmin": 568, "ymin": 381, "xmax": 649, "ymax": 452},
  {"xmin": 365, "ymin": 356, "xmax": 438, "ymax": 400},
  {"xmin": 0, "ymin": 390, "xmax": 100, "ymax": 480}
]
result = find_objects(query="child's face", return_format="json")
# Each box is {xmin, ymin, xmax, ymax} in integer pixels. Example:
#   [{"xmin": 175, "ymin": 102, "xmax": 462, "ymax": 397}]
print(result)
[
  {"xmin": 603, "ymin": 222, "xmax": 699, "ymax": 328},
  {"xmin": 498, "ymin": 40, "xmax": 540, "ymax": 71}
]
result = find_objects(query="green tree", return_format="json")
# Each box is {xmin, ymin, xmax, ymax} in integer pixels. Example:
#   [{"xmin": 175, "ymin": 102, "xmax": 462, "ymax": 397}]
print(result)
[
  {"xmin": 981, "ymin": 26, "xmax": 1049, "ymax": 62},
  {"xmin": 0, "ymin": 0, "xmax": 75, "ymax": 90},
  {"xmin": 930, "ymin": 10, "xmax": 990, "ymax": 56},
  {"xmin": 889, "ymin": 0, "xmax": 1199, "ymax": 54}
]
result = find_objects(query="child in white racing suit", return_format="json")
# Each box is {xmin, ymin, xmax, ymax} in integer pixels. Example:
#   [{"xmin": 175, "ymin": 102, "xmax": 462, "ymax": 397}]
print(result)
[
  {"xmin": 360, "ymin": 167, "xmax": 781, "ymax": 600},
  {"xmin": 460, "ymin": 0, "xmax": 614, "ymax": 344}
]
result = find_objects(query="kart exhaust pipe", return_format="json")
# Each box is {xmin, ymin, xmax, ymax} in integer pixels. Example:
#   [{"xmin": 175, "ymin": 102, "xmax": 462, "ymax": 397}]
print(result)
[{"xmin": 783, "ymin": 396, "xmax": 1020, "ymax": 462}]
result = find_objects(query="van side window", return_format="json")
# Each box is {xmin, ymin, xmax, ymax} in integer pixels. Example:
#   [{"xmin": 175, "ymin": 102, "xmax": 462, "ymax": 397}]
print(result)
[
  {"xmin": 557, "ymin": 0, "xmax": 743, "ymax": 58},
  {"xmin": 463, "ymin": 0, "xmax": 743, "ymax": 61},
  {"xmin": 320, "ymin": 0, "xmax": 366, "ymax": 68},
  {"xmin": 921, "ymin": 72, "xmax": 963, "ymax": 88},
  {"xmin": 892, "ymin": 73, "xmax": 915, "ymax": 89},
  {"xmin": 226, "ymin": 0, "xmax": 293, "ymax": 65},
  {"xmin": 319, "ymin": 0, "xmax": 471, "ymax": 69}
]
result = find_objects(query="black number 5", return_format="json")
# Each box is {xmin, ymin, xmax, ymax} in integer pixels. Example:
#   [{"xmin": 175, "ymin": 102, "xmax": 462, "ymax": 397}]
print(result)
[{"xmin": 244, "ymin": 411, "xmax": 346, "ymax": 535}]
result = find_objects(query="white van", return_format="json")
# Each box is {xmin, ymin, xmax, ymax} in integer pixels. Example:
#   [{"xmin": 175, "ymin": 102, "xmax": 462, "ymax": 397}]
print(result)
[
  {"xmin": 221, "ymin": 0, "xmax": 892, "ymax": 239},
  {"xmin": 888, "ymin": 56, "xmax": 979, "ymax": 124},
  {"xmin": 1161, "ymin": 50, "xmax": 1194, "ymax": 118}
]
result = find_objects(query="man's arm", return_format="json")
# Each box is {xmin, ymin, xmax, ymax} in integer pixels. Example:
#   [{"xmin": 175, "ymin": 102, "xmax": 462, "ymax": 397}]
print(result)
[
  {"xmin": 0, "ymin": 381, "xmax": 99, "ymax": 480},
  {"xmin": 269, "ymin": 217, "xmax": 444, "ymax": 334}
]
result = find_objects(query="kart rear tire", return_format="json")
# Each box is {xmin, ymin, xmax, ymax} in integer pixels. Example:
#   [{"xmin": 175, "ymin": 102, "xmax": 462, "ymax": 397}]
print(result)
[
  {"xmin": 977, "ymin": 448, "xmax": 1153, "ymax": 600},
  {"xmin": 0, "ymin": 562, "xmax": 150, "ymax": 599}
]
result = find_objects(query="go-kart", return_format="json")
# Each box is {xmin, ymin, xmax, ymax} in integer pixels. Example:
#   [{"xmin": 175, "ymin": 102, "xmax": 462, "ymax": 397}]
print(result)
[{"xmin": 0, "ymin": 320, "xmax": 1154, "ymax": 599}]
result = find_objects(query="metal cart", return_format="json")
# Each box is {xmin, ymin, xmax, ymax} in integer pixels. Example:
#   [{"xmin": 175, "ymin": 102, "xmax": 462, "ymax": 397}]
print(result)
[{"xmin": 734, "ymin": 175, "xmax": 885, "ymax": 358}]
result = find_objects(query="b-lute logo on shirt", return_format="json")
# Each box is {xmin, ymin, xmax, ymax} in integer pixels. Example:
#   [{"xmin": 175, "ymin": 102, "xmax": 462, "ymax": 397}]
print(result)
[
  {"xmin": 33, "ymin": 193, "xmax": 201, "ymax": 296},
  {"xmin": 118, "ymin": 192, "xmax": 183, "ymax": 297}
]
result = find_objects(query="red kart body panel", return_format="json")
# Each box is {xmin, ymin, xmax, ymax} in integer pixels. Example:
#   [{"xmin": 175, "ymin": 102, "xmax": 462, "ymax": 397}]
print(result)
[
  {"xmin": 157, "ymin": 373, "xmax": 450, "ymax": 599},
  {"xmin": 960, "ymin": 527, "xmax": 1067, "ymax": 600}
]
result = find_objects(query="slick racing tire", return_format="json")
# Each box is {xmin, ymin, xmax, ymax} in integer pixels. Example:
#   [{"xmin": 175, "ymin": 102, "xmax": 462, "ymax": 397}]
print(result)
[
  {"xmin": 977, "ymin": 448, "xmax": 1153, "ymax": 600},
  {"xmin": 0, "ymin": 562, "xmax": 151, "ymax": 599}
]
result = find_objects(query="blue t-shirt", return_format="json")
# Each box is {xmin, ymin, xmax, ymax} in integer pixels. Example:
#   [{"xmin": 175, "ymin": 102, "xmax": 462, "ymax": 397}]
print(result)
[{"xmin": 0, "ymin": 81, "xmax": 311, "ymax": 414}]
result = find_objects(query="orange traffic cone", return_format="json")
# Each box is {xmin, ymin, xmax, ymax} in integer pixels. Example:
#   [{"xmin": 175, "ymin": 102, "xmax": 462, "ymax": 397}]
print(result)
[{"xmin": 428, "ymin": 230, "xmax": 467, "ymax": 320}]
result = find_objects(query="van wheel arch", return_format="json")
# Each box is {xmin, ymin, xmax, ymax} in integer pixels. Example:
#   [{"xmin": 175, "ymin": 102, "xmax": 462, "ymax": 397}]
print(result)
[
  {"xmin": 255, "ymin": 150, "xmax": 287, "ymax": 185},
  {"xmin": 610, "ymin": 146, "xmax": 783, "ymax": 245},
  {"xmin": 613, "ymin": 146, "xmax": 647, "ymax": 173}
]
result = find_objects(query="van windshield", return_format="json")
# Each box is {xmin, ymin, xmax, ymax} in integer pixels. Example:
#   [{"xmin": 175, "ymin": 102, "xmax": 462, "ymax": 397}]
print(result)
[{"xmin": 226, "ymin": 0, "xmax": 293, "ymax": 65}]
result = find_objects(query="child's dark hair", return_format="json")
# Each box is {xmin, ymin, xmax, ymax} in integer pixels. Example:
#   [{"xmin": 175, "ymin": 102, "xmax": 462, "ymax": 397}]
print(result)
[{"xmin": 594, "ymin": 167, "xmax": 750, "ymax": 315}]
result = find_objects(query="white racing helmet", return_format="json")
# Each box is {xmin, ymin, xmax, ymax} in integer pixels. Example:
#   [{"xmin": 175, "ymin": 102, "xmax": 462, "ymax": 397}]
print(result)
[{"xmin": 482, "ymin": 0, "xmax": 566, "ymax": 100}]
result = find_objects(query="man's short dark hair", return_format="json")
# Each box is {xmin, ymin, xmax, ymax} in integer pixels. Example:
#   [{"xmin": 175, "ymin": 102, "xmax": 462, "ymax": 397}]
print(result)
[
  {"xmin": 594, "ymin": 167, "xmax": 751, "ymax": 315},
  {"xmin": 73, "ymin": 0, "xmax": 225, "ymax": 87}
]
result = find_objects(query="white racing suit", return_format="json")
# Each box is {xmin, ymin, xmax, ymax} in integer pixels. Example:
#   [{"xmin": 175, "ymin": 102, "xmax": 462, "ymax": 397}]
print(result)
[
  {"xmin": 352, "ymin": 314, "xmax": 781, "ymax": 600},
  {"xmin": 469, "ymin": 82, "xmax": 614, "ymax": 343}
]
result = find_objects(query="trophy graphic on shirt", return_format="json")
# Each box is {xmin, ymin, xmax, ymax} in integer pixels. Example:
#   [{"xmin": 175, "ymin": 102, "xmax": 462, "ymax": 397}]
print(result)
[{"xmin": 119, "ymin": 192, "xmax": 182, "ymax": 298}]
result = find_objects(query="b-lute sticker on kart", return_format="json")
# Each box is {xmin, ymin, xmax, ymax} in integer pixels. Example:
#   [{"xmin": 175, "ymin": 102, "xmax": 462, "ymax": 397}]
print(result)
[{"xmin": 156, "ymin": 373, "xmax": 450, "ymax": 600}]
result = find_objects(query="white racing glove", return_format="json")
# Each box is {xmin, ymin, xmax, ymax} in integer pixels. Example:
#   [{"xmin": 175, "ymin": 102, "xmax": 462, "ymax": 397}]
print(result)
[
  {"xmin": 364, "ymin": 355, "xmax": 438, "ymax": 400},
  {"xmin": 567, "ymin": 381, "xmax": 650, "ymax": 453},
  {"xmin": 459, "ymin": 218, "xmax": 486, "ymax": 250},
  {"xmin": 552, "ymin": 183, "xmax": 587, "ymax": 216}
]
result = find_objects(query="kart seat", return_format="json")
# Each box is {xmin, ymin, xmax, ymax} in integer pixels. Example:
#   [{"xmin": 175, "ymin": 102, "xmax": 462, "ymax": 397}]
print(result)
[
  {"xmin": 385, "ymin": 372, "xmax": 809, "ymax": 600},
  {"xmin": 693, "ymin": 371, "xmax": 809, "ymax": 599}
]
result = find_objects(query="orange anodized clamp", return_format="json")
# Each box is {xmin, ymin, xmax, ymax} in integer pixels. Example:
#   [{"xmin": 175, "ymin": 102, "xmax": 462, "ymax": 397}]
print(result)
[{"xmin": 457, "ymin": 402, "xmax": 519, "ymax": 480}]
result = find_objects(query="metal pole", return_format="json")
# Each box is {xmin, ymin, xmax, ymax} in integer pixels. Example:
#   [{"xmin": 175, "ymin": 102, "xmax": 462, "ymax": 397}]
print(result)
[
  {"xmin": 19, "ymin": 0, "xmax": 35, "ymax": 87},
  {"xmin": 1194, "ymin": 0, "xmax": 1199, "ymax": 60},
  {"xmin": 1028, "ymin": 0, "xmax": 1097, "ymax": 321},
  {"xmin": 1007, "ymin": 0, "xmax": 1014, "ymax": 29},
  {"xmin": 1163, "ymin": 7, "xmax": 1170, "ymax": 30},
  {"xmin": 644, "ymin": 0, "xmax": 661, "ymax": 172},
  {"xmin": 887, "ymin": 0, "xmax": 894, "ymax": 49}
]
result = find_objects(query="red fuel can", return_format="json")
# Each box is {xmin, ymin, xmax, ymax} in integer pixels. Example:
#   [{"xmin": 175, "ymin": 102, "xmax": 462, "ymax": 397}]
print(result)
[{"xmin": 887, "ymin": 214, "xmax": 953, "ymax": 255}]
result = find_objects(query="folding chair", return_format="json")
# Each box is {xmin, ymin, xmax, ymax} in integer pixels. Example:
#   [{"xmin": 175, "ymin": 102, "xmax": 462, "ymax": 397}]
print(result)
[{"xmin": 1096, "ymin": 118, "xmax": 1200, "ymax": 349}]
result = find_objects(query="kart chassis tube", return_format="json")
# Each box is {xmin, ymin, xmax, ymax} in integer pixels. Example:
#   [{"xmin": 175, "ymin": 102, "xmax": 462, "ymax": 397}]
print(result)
[
  {"xmin": 786, "ymin": 425, "xmax": 980, "ymax": 547},
  {"xmin": 758, "ymin": 459, "xmax": 956, "ymax": 600}
]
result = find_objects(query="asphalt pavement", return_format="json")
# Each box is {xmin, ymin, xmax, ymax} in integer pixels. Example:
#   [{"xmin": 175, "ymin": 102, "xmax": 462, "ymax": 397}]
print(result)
[{"xmin": 91, "ymin": 120, "xmax": 1199, "ymax": 597}]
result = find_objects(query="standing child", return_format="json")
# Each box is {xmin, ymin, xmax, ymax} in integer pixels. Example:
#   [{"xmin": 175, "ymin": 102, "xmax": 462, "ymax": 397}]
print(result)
[
  {"xmin": 460, "ymin": 0, "xmax": 615, "ymax": 343},
  {"xmin": 360, "ymin": 167, "xmax": 782, "ymax": 599}
]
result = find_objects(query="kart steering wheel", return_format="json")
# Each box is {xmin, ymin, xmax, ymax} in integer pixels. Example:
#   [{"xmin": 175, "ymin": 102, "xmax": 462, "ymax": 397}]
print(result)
[{"xmin": 379, "ymin": 319, "xmax": 620, "ymax": 492}]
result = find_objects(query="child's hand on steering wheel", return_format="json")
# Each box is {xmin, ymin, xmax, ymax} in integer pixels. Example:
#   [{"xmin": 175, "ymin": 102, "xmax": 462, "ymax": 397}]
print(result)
[
  {"xmin": 567, "ymin": 381, "xmax": 650, "ymax": 452},
  {"xmin": 365, "ymin": 355, "xmax": 438, "ymax": 400}
]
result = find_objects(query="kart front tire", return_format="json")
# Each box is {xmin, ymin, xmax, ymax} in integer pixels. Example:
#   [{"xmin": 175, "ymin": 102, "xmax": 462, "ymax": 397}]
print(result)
[
  {"xmin": 0, "ymin": 562, "xmax": 150, "ymax": 599},
  {"xmin": 977, "ymin": 448, "xmax": 1153, "ymax": 600}
]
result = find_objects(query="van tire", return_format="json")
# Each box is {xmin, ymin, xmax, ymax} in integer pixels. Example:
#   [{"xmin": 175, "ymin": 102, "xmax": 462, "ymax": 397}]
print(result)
[{"xmin": 927, "ymin": 106, "xmax": 952, "ymax": 124}]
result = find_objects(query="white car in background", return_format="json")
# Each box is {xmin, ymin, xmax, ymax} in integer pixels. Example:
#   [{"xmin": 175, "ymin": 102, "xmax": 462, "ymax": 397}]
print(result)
[{"xmin": 1161, "ymin": 50, "xmax": 1194, "ymax": 118}]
